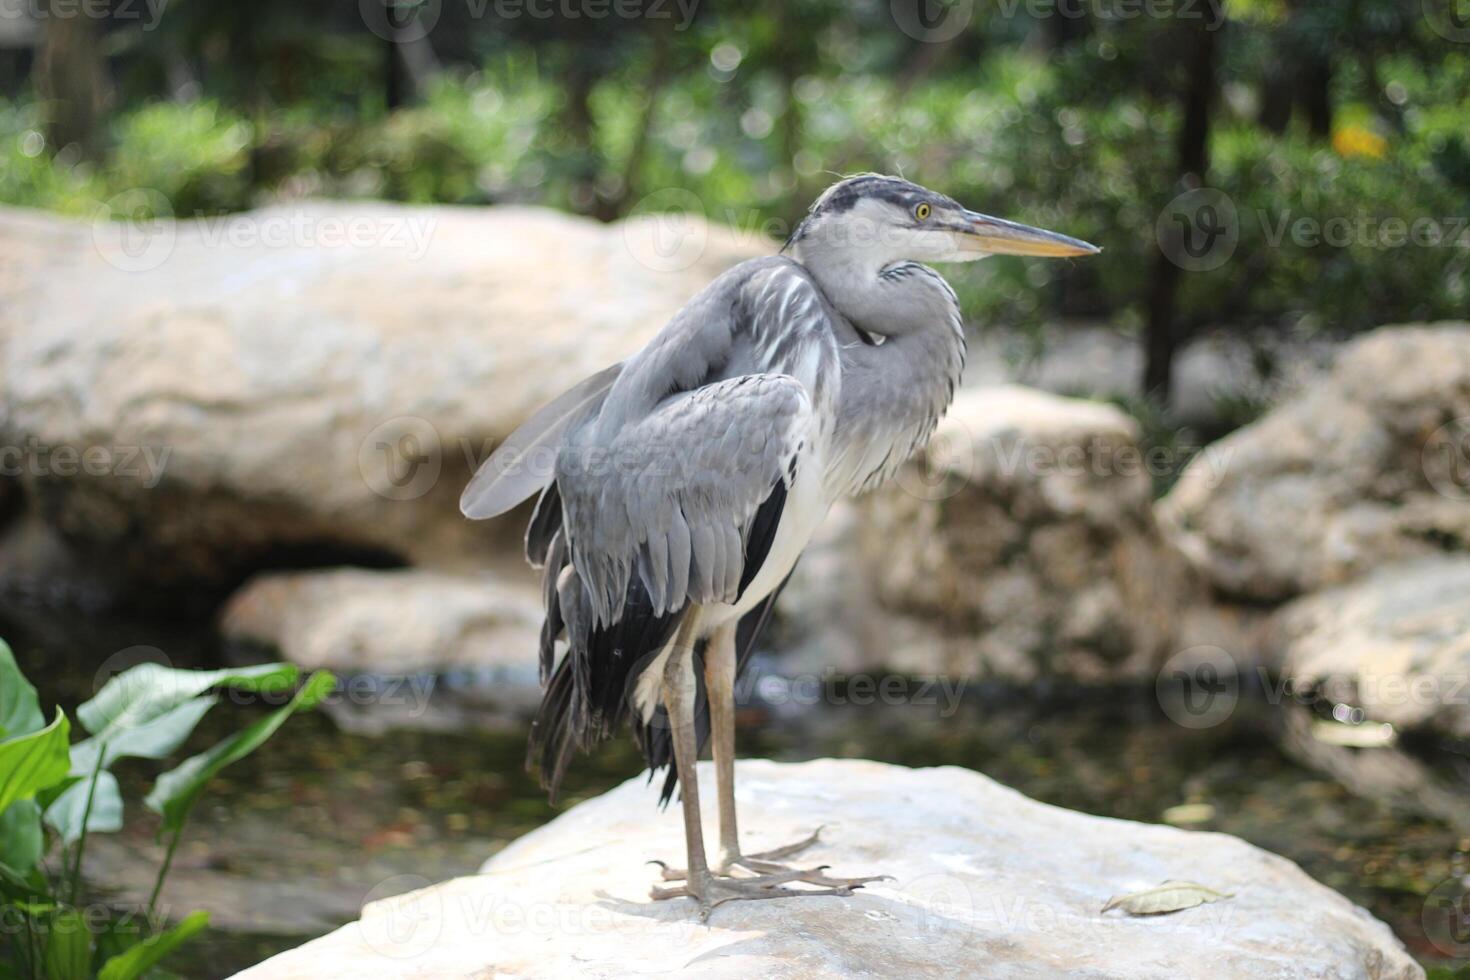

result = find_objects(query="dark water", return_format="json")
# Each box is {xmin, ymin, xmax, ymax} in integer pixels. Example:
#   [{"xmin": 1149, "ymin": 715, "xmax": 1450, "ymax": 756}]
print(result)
[{"xmin": 3, "ymin": 594, "xmax": 1469, "ymax": 978}]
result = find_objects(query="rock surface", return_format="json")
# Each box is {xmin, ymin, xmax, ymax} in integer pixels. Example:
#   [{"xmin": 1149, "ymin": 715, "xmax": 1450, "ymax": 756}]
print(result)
[
  {"xmin": 813, "ymin": 385, "xmax": 1202, "ymax": 683},
  {"xmin": 234, "ymin": 758, "xmax": 1421, "ymax": 980},
  {"xmin": 0, "ymin": 202, "xmax": 765, "ymax": 595},
  {"xmin": 1160, "ymin": 323, "xmax": 1470, "ymax": 603},
  {"xmin": 1269, "ymin": 556, "xmax": 1470, "ymax": 741},
  {"xmin": 219, "ymin": 565, "xmax": 545, "ymax": 731}
]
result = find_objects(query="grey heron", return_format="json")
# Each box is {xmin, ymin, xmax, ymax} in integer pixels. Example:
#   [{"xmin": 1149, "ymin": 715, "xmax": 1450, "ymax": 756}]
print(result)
[{"xmin": 461, "ymin": 174, "xmax": 1099, "ymax": 914}]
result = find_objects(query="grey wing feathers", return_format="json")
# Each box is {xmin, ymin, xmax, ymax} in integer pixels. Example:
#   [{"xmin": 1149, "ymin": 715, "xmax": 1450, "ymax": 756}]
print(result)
[
  {"xmin": 460, "ymin": 362, "xmax": 624, "ymax": 520},
  {"xmin": 560, "ymin": 373, "xmax": 812, "ymax": 626}
]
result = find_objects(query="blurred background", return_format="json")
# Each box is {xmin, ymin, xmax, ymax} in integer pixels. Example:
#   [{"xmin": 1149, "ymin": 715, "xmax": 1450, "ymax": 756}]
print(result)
[{"xmin": 2, "ymin": 0, "xmax": 1470, "ymax": 976}]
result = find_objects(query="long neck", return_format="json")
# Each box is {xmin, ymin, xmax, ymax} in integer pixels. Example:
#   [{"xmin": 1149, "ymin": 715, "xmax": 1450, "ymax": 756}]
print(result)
[{"xmin": 796, "ymin": 251, "xmax": 967, "ymax": 495}]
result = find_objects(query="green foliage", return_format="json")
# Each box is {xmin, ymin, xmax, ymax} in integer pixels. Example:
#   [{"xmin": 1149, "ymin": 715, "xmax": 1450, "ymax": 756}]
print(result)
[
  {"xmin": 95, "ymin": 911, "xmax": 210, "ymax": 980},
  {"xmin": 0, "ymin": 1, "xmax": 1466, "ymax": 349},
  {"xmin": 0, "ymin": 638, "xmax": 333, "ymax": 980},
  {"xmin": 145, "ymin": 670, "xmax": 335, "ymax": 837},
  {"xmin": 107, "ymin": 101, "xmax": 254, "ymax": 216}
]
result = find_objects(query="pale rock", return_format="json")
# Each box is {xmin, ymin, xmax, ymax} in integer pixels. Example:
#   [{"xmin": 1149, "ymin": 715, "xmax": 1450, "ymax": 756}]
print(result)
[
  {"xmin": 799, "ymin": 385, "xmax": 1202, "ymax": 683},
  {"xmin": 1159, "ymin": 324, "xmax": 1470, "ymax": 603},
  {"xmin": 1268, "ymin": 556, "xmax": 1470, "ymax": 740},
  {"xmin": 234, "ymin": 758, "xmax": 1421, "ymax": 980},
  {"xmin": 0, "ymin": 202, "xmax": 765, "ymax": 593}
]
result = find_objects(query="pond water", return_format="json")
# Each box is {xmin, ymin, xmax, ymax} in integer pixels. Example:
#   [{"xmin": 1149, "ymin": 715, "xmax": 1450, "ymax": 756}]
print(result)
[{"xmin": 3, "ymin": 591, "xmax": 1468, "ymax": 978}]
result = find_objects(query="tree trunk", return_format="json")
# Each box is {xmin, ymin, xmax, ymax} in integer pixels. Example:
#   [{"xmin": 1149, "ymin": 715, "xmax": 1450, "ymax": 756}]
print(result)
[
  {"xmin": 35, "ymin": 2, "xmax": 111, "ymax": 159},
  {"xmin": 1142, "ymin": 1, "xmax": 1222, "ymax": 402},
  {"xmin": 1299, "ymin": 57, "xmax": 1333, "ymax": 138}
]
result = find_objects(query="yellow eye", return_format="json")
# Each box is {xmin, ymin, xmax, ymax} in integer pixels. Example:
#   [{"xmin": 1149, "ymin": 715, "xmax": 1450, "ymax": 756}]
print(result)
[{"xmin": 915, "ymin": 203, "xmax": 931, "ymax": 220}]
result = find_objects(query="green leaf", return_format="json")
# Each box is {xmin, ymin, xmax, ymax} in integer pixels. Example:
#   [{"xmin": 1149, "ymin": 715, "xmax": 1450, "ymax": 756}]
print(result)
[
  {"xmin": 41, "ymin": 772, "xmax": 124, "ymax": 846},
  {"xmin": 0, "ymin": 856, "xmax": 50, "ymax": 901},
  {"xmin": 97, "ymin": 910, "xmax": 209, "ymax": 980},
  {"xmin": 0, "ymin": 800, "xmax": 43, "ymax": 874},
  {"xmin": 78, "ymin": 663, "xmax": 298, "ymax": 738},
  {"xmin": 69, "ymin": 696, "xmax": 218, "ymax": 775},
  {"xmin": 0, "ymin": 712, "xmax": 71, "ymax": 815},
  {"xmin": 0, "ymin": 640, "xmax": 43, "ymax": 740},
  {"xmin": 42, "ymin": 907, "xmax": 92, "ymax": 980},
  {"xmin": 144, "ymin": 672, "xmax": 334, "ymax": 837}
]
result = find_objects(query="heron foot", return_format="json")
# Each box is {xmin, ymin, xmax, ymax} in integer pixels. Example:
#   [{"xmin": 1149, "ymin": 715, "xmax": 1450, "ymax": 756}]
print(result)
[
  {"xmin": 649, "ymin": 867, "xmax": 881, "ymax": 919},
  {"xmin": 651, "ymin": 826, "xmax": 826, "ymax": 881}
]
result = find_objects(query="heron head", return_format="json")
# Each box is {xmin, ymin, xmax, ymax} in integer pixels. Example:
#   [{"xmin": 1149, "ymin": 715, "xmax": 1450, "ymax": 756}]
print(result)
[{"xmin": 786, "ymin": 174, "xmax": 1099, "ymax": 267}]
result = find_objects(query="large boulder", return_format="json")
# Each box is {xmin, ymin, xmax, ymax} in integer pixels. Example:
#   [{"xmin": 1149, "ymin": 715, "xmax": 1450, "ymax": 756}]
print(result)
[
  {"xmin": 219, "ymin": 565, "xmax": 545, "ymax": 731},
  {"xmin": 0, "ymin": 202, "xmax": 765, "ymax": 596},
  {"xmin": 796, "ymin": 385, "xmax": 1202, "ymax": 683},
  {"xmin": 234, "ymin": 758, "xmax": 1421, "ymax": 980},
  {"xmin": 1268, "ymin": 556, "xmax": 1470, "ymax": 741},
  {"xmin": 1159, "ymin": 324, "xmax": 1470, "ymax": 603}
]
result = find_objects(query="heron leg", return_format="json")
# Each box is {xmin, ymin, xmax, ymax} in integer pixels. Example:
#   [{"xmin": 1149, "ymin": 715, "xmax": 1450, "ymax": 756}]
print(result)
[
  {"xmin": 648, "ymin": 613, "xmax": 881, "ymax": 916},
  {"xmin": 706, "ymin": 623, "xmax": 822, "ymax": 875}
]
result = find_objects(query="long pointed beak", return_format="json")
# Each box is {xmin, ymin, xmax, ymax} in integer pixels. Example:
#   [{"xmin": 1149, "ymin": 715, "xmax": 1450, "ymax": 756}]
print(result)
[{"xmin": 956, "ymin": 210, "xmax": 1100, "ymax": 258}]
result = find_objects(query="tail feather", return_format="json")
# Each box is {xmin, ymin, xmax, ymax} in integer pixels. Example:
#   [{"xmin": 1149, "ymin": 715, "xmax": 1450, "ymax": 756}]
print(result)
[{"xmin": 527, "ymin": 478, "xmax": 789, "ymax": 805}]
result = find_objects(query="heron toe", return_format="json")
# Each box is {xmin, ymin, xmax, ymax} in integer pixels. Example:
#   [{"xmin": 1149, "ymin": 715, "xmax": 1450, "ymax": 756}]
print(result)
[
  {"xmin": 651, "ymin": 826, "xmax": 825, "ymax": 881},
  {"xmin": 650, "ymin": 868, "xmax": 882, "ymax": 918}
]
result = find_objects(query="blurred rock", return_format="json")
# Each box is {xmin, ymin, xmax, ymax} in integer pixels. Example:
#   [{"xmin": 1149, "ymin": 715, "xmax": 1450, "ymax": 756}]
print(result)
[
  {"xmin": 1159, "ymin": 323, "xmax": 1470, "ymax": 603},
  {"xmin": 220, "ymin": 565, "xmax": 544, "ymax": 727},
  {"xmin": 1275, "ymin": 703, "xmax": 1470, "ymax": 834},
  {"xmin": 235, "ymin": 758, "xmax": 1421, "ymax": 980},
  {"xmin": 797, "ymin": 385, "xmax": 1201, "ymax": 684},
  {"xmin": 0, "ymin": 202, "xmax": 766, "ymax": 597},
  {"xmin": 1268, "ymin": 557, "xmax": 1470, "ymax": 741}
]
